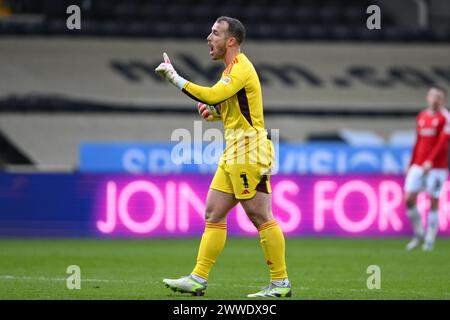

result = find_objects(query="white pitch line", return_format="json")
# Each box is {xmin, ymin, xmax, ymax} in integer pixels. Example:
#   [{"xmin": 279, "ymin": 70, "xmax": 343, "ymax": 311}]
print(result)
[
  {"xmin": 0, "ymin": 275, "xmax": 171, "ymax": 286},
  {"xmin": 0, "ymin": 276, "xmax": 257, "ymax": 288},
  {"xmin": 0, "ymin": 275, "xmax": 152, "ymax": 283},
  {"xmin": 0, "ymin": 275, "xmax": 112, "ymax": 282}
]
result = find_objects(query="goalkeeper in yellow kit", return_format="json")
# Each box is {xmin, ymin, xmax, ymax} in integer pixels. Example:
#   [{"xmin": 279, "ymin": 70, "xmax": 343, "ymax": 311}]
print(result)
[{"xmin": 155, "ymin": 16, "xmax": 291, "ymax": 298}]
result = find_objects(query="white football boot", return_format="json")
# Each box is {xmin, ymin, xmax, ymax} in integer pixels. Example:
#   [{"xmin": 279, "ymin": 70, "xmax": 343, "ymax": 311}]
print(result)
[
  {"xmin": 163, "ymin": 275, "xmax": 206, "ymax": 296},
  {"xmin": 248, "ymin": 282, "xmax": 292, "ymax": 298},
  {"xmin": 406, "ymin": 236, "xmax": 423, "ymax": 251}
]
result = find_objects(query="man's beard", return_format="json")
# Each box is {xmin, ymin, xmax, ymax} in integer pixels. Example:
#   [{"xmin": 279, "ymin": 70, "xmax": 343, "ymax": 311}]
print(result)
[{"xmin": 214, "ymin": 46, "xmax": 226, "ymax": 60}]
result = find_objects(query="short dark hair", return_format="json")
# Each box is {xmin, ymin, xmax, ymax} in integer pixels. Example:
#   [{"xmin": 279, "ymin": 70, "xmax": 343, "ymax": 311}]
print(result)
[
  {"xmin": 216, "ymin": 16, "xmax": 246, "ymax": 44},
  {"xmin": 432, "ymin": 85, "xmax": 448, "ymax": 97}
]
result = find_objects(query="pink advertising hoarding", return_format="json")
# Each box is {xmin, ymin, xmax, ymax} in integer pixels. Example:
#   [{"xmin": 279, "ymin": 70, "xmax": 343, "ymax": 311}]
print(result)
[{"xmin": 94, "ymin": 175, "xmax": 450, "ymax": 237}]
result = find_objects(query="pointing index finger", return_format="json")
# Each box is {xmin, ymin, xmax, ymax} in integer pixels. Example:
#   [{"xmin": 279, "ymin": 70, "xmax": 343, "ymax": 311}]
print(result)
[{"xmin": 163, "ymin": 52, "xmax": 171, "ymax": 64}]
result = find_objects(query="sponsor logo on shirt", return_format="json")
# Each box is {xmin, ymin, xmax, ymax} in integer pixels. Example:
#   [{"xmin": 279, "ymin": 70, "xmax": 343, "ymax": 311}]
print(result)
[
  {"xmin": 420, "ymin": 128, "xmax": 437, "ymax": 136},
  {"xmin": 220, "ymin": 76, "xmax": 231, "ymax": 85}
]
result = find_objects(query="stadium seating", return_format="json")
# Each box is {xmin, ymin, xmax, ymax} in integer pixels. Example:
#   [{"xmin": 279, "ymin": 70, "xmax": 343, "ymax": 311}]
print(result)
[{"xmin": 1, "ymin": 0, "xmax": 450, "ymax": 42}]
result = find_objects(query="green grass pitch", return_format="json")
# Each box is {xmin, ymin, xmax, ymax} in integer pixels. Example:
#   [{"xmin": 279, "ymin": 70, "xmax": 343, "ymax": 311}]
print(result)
[{"xmin": 0, "ymin": 238, "xmax": 449, "ymax": 299}]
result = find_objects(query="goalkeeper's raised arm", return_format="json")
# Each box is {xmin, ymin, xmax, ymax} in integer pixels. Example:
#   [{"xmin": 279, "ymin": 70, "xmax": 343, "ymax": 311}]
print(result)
[{"xmin": 155, "ymin": 52, "xmax": 245, "ymax": 106}]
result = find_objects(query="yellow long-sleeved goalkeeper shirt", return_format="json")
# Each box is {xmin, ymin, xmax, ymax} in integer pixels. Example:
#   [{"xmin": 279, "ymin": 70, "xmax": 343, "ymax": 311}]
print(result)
[{"xmin": 182, "ymin": 53, "xmax": 269, "ymax": 163}]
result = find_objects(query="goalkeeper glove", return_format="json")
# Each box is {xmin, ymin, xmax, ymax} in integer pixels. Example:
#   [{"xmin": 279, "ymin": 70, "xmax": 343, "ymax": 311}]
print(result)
[
  {"xmin": 198, "ymin": 102, "xmax": 221, "ymax": 122},
  {"xmin": 155, "ymin": 52, "xmax": 187, "ymax": 89}
]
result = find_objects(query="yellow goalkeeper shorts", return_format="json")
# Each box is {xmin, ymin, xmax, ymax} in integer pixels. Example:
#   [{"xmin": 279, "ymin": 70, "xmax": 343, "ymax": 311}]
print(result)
[
  {"xmin": 210, "ymin": 144, "xmax": 273, "ymax": 200},
  {"xmin": 210, "ymin": 162, "xmax": 272, "ymax": 200}
]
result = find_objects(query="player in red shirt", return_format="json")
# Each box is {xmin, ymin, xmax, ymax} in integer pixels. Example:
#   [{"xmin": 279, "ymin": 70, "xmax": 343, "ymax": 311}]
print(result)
[{"xmin": 404, "ymin": 86, "xmax": 449, "ymax": 251}]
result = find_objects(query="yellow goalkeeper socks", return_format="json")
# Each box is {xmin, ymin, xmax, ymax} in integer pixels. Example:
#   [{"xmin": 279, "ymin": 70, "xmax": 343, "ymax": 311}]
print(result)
[
  {"xmin": 192, "ymin": 222, "xmax": 227, "ymax": 281},
  {"xmin": 258, "ymin": 219, "xmax": 288, "ymax": 281}
]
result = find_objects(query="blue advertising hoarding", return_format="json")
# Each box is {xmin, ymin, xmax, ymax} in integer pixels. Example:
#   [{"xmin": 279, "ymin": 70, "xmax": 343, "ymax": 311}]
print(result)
[{"xmin": 79, "ymin": 142, "xmax": 412, "ymax": 175}]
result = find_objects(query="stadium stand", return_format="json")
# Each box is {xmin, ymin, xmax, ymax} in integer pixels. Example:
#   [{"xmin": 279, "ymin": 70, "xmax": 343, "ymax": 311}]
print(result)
[
  {"xmin": 1, "ymin": 0, "xmax": 450, "ymax": 41},
  {"xmin": 1, "ymin": 0, "xmax": 450, "ymax": 171}
]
